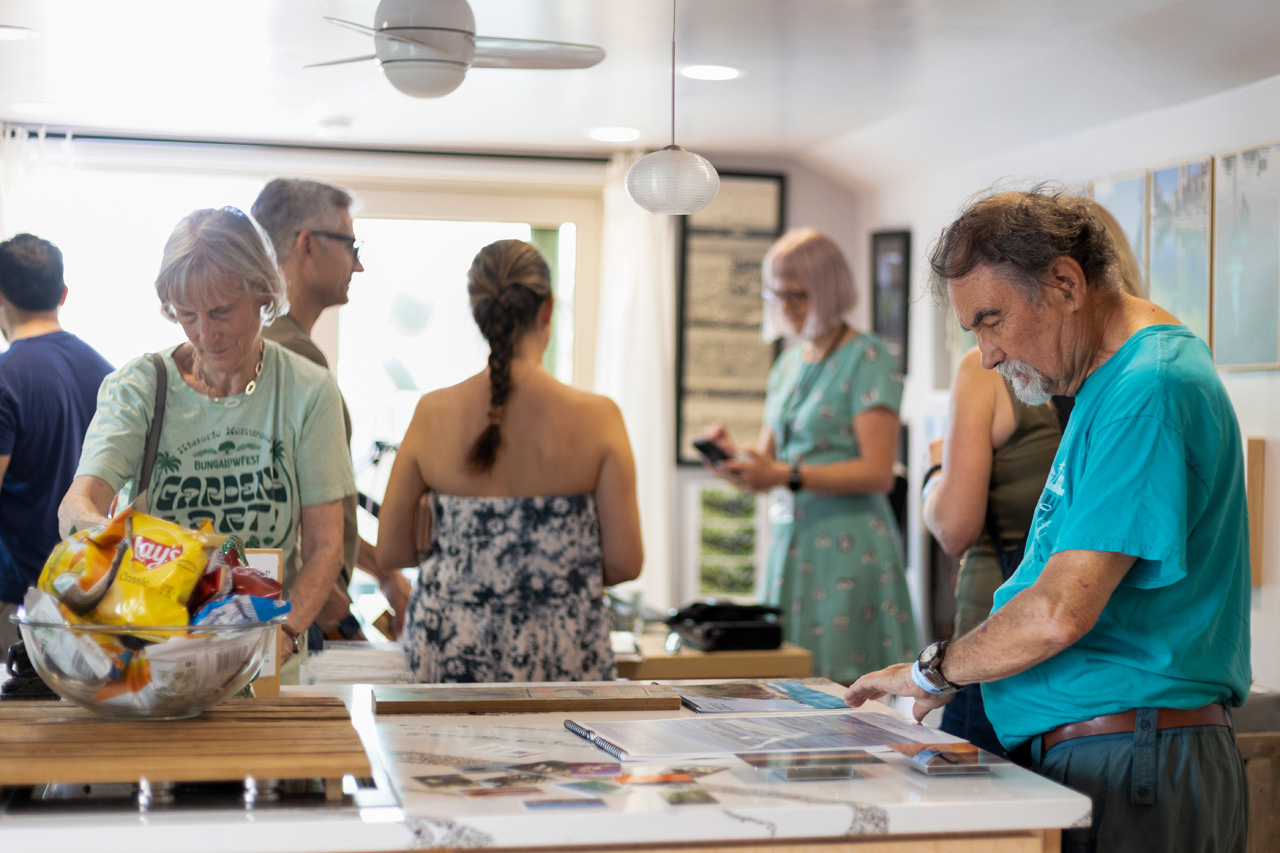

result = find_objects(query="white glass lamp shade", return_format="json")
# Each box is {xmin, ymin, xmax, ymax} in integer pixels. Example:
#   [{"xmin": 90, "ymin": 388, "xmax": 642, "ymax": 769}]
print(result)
[
  {"xmin": 625, "ymin": 145, "xmax": 720, "ymax": 215},
  {"xmin": 381, "ymin": 60, "xmax": 468, "ymax": 97}
]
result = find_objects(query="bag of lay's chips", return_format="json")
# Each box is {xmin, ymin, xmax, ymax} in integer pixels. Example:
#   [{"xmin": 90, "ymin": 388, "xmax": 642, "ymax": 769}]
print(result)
[{"xmin": 39, "ymin": 508, "xmax": 221, "ymax": 630}]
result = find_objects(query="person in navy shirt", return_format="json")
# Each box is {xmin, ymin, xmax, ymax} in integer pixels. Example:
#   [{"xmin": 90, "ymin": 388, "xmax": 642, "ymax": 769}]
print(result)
[{"xmin": 0, "ymin": 234, "xmax": 113, "ymax": 650}]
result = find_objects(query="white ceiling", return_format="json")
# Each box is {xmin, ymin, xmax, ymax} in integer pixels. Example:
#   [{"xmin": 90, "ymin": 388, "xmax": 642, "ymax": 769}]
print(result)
[{"xmin": 2, "ymin": 0, "xmax": 1279, "ymax": 186}]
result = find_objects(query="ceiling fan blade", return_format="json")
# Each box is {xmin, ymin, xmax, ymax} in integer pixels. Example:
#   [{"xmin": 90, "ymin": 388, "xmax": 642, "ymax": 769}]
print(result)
[
  {"xmin": 322, "ymin": 16, "xmax": 379, "ymax": 37},
  {"xmin": 304, "ymin": 54, "xmax": 379, "ymax": 68},
  {"xmin": 471, "ymin": 37, "xmax": 605, "ymax": 69},
  {"xmin": 322, "ymin": 16, "xmax": 439, "ymax": 50}
]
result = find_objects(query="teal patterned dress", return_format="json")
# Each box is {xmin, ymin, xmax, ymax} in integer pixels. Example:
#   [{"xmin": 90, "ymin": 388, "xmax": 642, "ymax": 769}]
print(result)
[{"xmin": 763, "ymin": 332, "xmax": 918, "ymax": 684}]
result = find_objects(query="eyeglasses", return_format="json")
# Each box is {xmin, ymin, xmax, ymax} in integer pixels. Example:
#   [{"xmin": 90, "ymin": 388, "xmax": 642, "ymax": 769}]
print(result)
[
  {"xmin": 763, "ymin": 288, "xmax": 809, "ymax": 306},
  {"xmin": 303, "ymin": 230, "xmax": 362, "ymax": 263}
]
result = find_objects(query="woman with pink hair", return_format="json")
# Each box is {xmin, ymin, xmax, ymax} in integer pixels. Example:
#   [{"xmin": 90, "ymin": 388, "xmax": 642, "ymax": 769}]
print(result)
[{"xmin": 704, "ymin": 228, "xmax": 917, "ymax": 684}]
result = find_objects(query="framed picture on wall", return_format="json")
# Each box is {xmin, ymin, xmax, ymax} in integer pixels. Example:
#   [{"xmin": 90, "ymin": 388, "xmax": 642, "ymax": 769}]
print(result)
[
  {"xmin": 675, "ymin": 173, "xmax": 786, "ymax": 465},
  {"xmin": 870, "ymin": 230, "xmax": 911, "ymax": 373},
  {"xmin": 1213, "ymin": 141, "xmax": 1280, "ymax": 370},
  {"xmin": 1148, "ymin": 157, "xmax": 1212, "ymax": 344},
  {"xmin": 1090, "ymin": 171, "xmax": 1148, "ymax": 285}
]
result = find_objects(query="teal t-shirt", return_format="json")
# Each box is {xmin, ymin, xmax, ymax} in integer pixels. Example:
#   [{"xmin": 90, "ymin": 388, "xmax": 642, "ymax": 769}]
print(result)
[
  {"xmin": 983, "ymin": 325, "xmax": 1252, "ymax": 749},
  {"xmin": 76, "ymin": 340, "xmax": 355, "ymax": 592}
]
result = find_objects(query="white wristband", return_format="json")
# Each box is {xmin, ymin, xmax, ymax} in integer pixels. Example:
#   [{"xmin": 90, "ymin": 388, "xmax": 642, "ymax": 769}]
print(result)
[{"xmin": 910, "ymin": 659, "xmax": 949, "ymax": 695}]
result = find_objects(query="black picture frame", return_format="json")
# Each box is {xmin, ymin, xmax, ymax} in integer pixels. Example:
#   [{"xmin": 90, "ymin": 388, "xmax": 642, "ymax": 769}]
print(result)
[
  {"xmin": 675, "ymin": 172, "xmax": 787, "ymax": 466},
  {"xmin": 871, "ymin": 230, "xmax": 911, "ymax": 374}
]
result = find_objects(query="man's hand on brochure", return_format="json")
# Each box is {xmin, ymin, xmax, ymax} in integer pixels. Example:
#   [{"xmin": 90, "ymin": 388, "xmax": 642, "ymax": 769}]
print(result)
[{"xmin": 844, "ymin": 663, "xmax": 954, "ymax": 723}]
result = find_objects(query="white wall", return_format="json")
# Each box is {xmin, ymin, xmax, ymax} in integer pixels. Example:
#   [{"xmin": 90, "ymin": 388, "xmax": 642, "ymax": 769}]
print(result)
[{"xmin": 862, "ymin": 73, "xmax": 1280, "ymax": 689}]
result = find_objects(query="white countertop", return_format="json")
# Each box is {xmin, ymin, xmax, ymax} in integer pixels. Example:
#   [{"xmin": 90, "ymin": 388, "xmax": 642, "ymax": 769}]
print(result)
[{"xmin": 0, "ymin": 682, "xmax": 1090, "ymax": 851}]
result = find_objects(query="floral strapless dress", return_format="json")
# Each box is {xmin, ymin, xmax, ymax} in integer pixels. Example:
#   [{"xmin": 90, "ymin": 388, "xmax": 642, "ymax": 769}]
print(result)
[{"xmin": 401, "ymin": 492, "xmax": 615, "ymax": 682}]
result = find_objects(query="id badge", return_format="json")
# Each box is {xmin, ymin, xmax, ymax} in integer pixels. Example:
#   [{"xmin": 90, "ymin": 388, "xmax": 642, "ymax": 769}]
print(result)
[{"xmin": 768, "ymin": 487, "xmax": 795, "ymax": 524}]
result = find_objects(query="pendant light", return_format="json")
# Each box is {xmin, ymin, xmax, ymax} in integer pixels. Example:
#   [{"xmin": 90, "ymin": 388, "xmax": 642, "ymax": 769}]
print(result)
[{"xmin": 625, "ymin": 0, "xmax": 719, "ymax": 215}]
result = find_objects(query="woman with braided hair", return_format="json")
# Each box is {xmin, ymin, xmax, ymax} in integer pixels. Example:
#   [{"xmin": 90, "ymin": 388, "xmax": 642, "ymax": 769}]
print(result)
[{"xmin": 376, "ymin": 239, "xmax": 643, "ymax": 682}]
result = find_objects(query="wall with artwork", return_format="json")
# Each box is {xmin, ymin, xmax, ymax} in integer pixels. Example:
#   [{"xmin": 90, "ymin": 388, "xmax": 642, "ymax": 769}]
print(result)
[{"xmin": 866, "ymin": 71, "xmax": 1280, "ymax": 689}]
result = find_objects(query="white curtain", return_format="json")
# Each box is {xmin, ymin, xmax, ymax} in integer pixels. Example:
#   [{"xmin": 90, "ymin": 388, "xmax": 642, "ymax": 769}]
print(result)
[{"xmin": 595, "ymin": 151, "xmax": 678, "ymax": 612}]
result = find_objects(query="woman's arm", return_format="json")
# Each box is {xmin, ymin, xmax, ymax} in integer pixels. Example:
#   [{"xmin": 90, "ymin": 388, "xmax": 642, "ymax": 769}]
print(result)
[
  {"xmin": 376, "ymin": 398, "xmax": 432, "ymax": 573},
  {"xmin": 923, "ymin": 347, "xmax": 1002, "ymax": 556},
  {"xmin": 58, "ymin": 475, "xmax": 116, "ymax": 537},
  {"xmin": 280, "ymin": 499, "xmax": 344, "ymax": 661},
  {"xmin": 595, "ymin": 398, "xmax": 643, "ymax": 586},
  {"xmin": 724, "ymin": 407, "xmax": 899, "ymax": 494}
]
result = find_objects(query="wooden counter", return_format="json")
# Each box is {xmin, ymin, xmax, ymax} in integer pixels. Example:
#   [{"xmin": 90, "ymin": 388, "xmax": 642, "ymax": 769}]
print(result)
[{"xmin": 616, "ymin": 633, "xmax": 813, "ymax": 680}]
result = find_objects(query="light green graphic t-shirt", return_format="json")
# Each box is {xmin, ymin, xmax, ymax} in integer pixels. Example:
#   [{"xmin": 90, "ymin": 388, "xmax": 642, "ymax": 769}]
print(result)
[{"xmin": 76, "ymin": 340, "xmax": 355, "ymax": 591}]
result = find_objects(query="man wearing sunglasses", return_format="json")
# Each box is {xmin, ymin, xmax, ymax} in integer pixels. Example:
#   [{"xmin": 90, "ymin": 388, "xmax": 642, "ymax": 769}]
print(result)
[{"xmin": 252, "ymin": 178, "xmax": 412, "ymax": 645}]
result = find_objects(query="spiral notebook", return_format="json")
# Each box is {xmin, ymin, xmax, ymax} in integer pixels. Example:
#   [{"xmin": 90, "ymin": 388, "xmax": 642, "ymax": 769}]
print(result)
[{"xmin": 564, "ymin": 709, "xmax": 940, "ymax": 762}]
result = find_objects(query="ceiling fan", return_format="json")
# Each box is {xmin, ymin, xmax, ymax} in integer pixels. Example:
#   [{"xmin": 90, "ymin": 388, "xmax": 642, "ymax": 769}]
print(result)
[{"xmin": 308, "ymin": 0, "xmax": 606, "ymax": 98}]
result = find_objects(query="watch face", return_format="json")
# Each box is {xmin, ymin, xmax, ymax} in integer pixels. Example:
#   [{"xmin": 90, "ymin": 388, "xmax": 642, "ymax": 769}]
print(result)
[{"xmin": 918, "ymin": 642, "xmax": 943, "ymax": 668}]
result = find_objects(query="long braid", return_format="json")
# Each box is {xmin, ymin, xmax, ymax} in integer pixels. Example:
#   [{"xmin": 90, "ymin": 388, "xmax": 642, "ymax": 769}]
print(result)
[
  {"xmin": 466, "ymin": 240, "xmax": 552, "ymax": 474},
  {"xmin": 469, "ymin": 291, "xmax": 517, "ymax": 472}
]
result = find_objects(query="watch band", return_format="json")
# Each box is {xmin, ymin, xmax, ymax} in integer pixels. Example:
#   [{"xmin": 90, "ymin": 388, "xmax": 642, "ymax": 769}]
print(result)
[
  {"xmin": 787, "ymin": 461, "xmax": 803, "ymax": 492},
  {"xmin": 282, "ymin": 624, "xmax": 301, "ymax": 655}
]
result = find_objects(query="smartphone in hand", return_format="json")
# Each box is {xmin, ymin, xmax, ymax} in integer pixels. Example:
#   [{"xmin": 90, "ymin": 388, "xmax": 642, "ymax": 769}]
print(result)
[{"xmin": 693, "ymin": 438, "xmax": 732, "ymax": 465}]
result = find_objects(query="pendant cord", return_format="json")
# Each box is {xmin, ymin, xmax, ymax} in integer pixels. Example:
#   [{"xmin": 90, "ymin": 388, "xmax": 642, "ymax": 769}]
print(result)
[{"xmin": 670, "ymin": 0, "xmax": 676, "ymax": 147}]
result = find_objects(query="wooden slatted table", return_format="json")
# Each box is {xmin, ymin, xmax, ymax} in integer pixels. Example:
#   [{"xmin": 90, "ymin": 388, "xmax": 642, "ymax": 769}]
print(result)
[{"xmin": 0, "ymin": 696, "xmax": 370, "ymax": 797}]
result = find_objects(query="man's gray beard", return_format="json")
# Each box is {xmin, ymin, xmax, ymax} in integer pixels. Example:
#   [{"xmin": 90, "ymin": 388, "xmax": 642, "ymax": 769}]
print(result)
[{"xmin": 998, "ymin": 360, "xmax": 1053, "ymax": 406}]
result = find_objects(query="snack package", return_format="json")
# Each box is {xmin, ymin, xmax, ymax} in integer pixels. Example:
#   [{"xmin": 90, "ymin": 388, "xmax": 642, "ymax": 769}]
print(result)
[
  {"xmin": 39, "ymin": 509, "xmax": 220, "ymax": 629},
  {"xmin": 187, "ymin": 536, "xmax": 246, "ymax": 615},
  {"xmin": 20, "ymin": 588, "xmax": 127, "ymax": 685},
  {"xmin": 92, "ymin": 627, "xmax": 269, "ymax": 711},
  {"xmin": 193, "ymin": 594, "xmax": 291, "ymax": 626}
]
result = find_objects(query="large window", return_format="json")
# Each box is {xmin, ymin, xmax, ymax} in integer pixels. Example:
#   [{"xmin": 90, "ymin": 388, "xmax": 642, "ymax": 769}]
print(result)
[{"xmin": 2, "ymin": 138, "xmax": 604, "ymax": 633}]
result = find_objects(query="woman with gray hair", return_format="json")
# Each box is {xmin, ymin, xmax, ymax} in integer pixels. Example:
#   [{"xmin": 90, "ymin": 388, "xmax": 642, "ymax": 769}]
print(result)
[
  {"xmin": 58, "ymin": 206, "xmax": 354, "ymax": 675},
  {"xmin": 702, "ymin": 228, "xmax": 917, "ymax": 685}
]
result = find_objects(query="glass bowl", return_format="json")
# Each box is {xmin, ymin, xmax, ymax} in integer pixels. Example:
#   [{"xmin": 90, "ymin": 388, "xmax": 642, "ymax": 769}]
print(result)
[{"xmin": 10, "ymin": 614, "xmax": 285, "ymax": 720}]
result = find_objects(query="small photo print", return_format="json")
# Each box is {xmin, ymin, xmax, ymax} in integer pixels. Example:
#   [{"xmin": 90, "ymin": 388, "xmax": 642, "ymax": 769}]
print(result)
[
  {"xmin": 660, "ymin": 788, "xmax": 719, "ymax": 806},
  {"xmin": 476, "ymin": 772, "xmax": 550, "ymax": 788},
  {"xmin": 570, "ymin": 762, "xmax": 623, "ymax": 776},
  {"xmin": 508, "ymin": 760, "xmax": 575, "ymax": 777},
  {"xmin": 523, "ymin": 797, "xmax": 608, "ymax": 810},
  {"xmin": 453, "ymin": 764, "xmax": 504, "ymax": 774},
  {"xmin": 886, "ymin": 742, "xmax": 1009, "ymax": 776},
  {"xmin": 774, "ymin": 764, "xmax": 856, "ymax": 781},
  {"xmin": 735, "ymin": 749, "xmax": 882, "ymax": 769},
  {"xmin": 671, "ymin": 765, "xmax": 728, "ymax": 778},
  {"xmin": 460, "ymin": 786, "xmax": 543, "ymax": 798},
  {"xmin": 614, "ymin": 773, "xmax": 695, "ymax": 785},
  {"xmin": 412, "ymin": 773, "xmax": 477, "ymax": 791},
  {"xmin": 557, "ymin": 780, "xmax": 624, "ymax": 796}
]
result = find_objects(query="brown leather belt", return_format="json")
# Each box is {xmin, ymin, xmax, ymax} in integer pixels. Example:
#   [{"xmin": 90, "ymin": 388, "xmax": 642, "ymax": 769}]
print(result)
[{"xmin": 1042, "ymin": 703, "xmax": 1230, "ymax": 751}]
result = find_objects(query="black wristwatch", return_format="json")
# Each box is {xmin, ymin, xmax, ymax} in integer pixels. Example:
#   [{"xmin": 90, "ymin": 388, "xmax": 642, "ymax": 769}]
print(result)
[
  {"xmin": 917, "ymin": 641, "xmax": 961, "ymax": 694},
  {"xmin": 787, "ymin": 461, "xmax": 803, "ymax": 492}
]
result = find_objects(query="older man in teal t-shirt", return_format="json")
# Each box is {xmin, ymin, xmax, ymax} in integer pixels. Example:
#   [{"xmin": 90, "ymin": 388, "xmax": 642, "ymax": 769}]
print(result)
[{"xmin": 846, "ymin": 188, "xmax": 1250, "ymax": 853}]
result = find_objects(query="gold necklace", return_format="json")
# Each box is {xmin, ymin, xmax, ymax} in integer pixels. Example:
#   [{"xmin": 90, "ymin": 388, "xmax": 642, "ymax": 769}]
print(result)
[{"xmin": 194, "ymin": 342, "xmax": 264, "ymax": 409}]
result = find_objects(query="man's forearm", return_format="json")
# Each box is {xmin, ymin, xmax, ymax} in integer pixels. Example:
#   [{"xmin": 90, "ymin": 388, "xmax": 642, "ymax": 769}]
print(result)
[{"xmin": 942, "ymin": 585, "xmax": 1082, "ymax": 685}]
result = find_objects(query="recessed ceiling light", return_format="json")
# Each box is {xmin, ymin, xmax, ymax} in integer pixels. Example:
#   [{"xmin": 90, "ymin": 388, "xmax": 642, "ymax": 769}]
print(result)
[
  {"xmin": 9, "ymin": 102, "xmax": 60, "ymax": 116},
  {"xmin": 590, "ymin": 126, "xmax": 640, "ymax": 143},
  {"xmin": 0, "ymin": 25, "xmax": 38, "ymax": 41},
  {"xmin": 680, "ymin": 65, "xmax": 740, "ymax": 81}
]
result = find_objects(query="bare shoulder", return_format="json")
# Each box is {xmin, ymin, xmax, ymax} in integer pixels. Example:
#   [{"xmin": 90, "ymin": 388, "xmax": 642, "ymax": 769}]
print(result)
[{"xmin": 954, "ymin": 346, "xmax": 1002, "ymax": 395}]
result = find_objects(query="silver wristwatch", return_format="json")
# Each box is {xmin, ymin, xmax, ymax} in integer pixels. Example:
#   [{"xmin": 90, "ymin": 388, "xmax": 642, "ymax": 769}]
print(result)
[{"xmin": 916, "ymin": 641, "xmax": 961, "ymax": 694}]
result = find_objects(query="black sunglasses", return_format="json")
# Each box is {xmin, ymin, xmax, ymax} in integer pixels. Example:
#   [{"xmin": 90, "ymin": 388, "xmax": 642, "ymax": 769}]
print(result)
[{"xmin": 301, "ymin": 229, "xmax": 362, "ymax": 263}]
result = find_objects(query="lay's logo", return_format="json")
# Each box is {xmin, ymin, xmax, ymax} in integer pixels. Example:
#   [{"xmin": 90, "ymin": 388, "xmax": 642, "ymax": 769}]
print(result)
[{"xmin": 133, "ymin": 535, "xmax": 183, "ymax": 569}]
